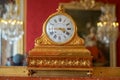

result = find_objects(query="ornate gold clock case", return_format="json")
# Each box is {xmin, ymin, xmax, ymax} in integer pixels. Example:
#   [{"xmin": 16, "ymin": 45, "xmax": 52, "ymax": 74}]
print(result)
[{"xmin": 28, "ymin": 6, "xmax": 93, "ymax": 76}]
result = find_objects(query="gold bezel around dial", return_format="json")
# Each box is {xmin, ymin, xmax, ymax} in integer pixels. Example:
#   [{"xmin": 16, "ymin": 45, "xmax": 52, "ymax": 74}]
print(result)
[{"xmin": 43, "ymin": 11, "xmax": 77, "ymax": 45}]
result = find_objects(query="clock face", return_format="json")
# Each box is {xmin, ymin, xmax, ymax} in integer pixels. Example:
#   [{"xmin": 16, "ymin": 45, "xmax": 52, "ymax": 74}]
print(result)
[{"xmin": 44, "ymin": 13, "xmax": 76, "ymax": 44}]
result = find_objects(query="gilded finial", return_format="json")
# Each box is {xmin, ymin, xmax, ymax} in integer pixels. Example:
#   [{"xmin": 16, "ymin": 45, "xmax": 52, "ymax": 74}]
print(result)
[{"xmin": 57, "ymin": 5, "xmax": 64, "ymax": 12}]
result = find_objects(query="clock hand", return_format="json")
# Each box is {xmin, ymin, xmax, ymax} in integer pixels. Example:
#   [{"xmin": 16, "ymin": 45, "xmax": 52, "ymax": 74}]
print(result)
[
  {"xmin": 59, "ymin": 28, "xmax": 66, "ymax": 33},
  {"xmin": 54, "ymin": 28, "xmax": 66, "ymax": 33}
]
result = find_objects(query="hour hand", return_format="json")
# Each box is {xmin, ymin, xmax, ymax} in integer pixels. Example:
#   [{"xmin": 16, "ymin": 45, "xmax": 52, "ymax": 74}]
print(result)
[
  {"xmin": 59, "ymin": 28, "xmax": 66, "ymax": 33},
  {"xmin": 54, "ymin": 28, "xmax": 66, "ymax": 33}
]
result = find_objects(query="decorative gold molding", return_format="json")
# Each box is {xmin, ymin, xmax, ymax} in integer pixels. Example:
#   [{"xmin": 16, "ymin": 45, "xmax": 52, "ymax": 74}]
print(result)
[
  {"xmin": 60, "ymin": 0, "xmax": 115, "ymax": 10},
  {"xmin": 24, "ymin": 0, "xmax": 27, "ymax": 53},
  {"xmin": 28, "ymin": 56, "xmax": 92, "ymax": 68},
  {"xmin": 79, "ymin": 0, "xmax": 96, "ymax": 9},
  {"xmin": 15, "ymin": 0, "xmax": 24, "ymax": 54}
]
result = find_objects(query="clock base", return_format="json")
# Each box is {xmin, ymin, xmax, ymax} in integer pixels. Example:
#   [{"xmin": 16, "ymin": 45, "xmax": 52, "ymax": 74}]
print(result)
[
  {"xmin": 28, "ymin": 45, "xmax": 93, "ymax": 76},
  {"xmin": 29, "ymin": 45, "xmax": 91, "ymax": 56}
]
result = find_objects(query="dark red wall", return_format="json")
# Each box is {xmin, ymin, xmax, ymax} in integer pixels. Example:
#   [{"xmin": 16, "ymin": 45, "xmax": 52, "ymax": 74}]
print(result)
[{"xmin": 26, "ymin": 0, "xmax": 120, "ymax": 66}]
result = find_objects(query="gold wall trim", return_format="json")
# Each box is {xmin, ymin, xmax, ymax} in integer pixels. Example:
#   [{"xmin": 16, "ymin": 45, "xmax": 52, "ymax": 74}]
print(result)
[{"xmin": 24, "ymin": 0, "xmax": 27, "ymax": 53}]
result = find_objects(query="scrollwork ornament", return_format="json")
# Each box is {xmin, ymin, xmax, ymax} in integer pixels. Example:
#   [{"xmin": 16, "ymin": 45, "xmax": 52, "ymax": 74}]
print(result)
[{"xmin": 80, "ymin": 0, "xmax": 95, "ymax": 9}]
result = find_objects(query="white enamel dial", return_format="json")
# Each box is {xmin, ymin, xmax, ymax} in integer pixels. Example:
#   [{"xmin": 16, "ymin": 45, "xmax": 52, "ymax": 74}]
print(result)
[{"xmin": 45, "ymin": 14, "xmax": 75, "ymax": 44}]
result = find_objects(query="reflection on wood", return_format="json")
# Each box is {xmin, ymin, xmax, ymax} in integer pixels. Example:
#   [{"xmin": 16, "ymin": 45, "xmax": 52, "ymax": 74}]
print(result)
[{"xmin": 0, "ymin": 66, "xmax": 28, "ymax": 76}]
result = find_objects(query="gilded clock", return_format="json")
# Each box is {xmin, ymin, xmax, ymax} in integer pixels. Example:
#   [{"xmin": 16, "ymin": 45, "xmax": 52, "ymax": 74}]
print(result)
[{"xmin": 28, "ymin": 6, "xmax": 93, "ymax": 76}]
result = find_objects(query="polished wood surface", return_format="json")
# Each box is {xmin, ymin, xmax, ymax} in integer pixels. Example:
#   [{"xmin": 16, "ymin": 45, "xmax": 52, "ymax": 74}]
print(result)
[
  {"xmin": 0, "ymin": 76, "xmax": 120, "ymax": 80},
  {"xmin": 0, "ymin": 66, "xmax": 120, "ymax": 77},
  {"xmin": 93, "ymin": 67, "xmax": 120, "ymax": 77}
]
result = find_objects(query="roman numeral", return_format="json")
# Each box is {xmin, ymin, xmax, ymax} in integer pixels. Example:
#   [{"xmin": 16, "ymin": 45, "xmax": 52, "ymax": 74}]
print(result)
[
  {"xmin": 63, "ymin": 19, "xmax": 66, "ymax": 23},
  {"xmin": 54, "ymin": 19, "xmax": 57, "ymax": 23},
  {"xmin": 66, "ymin": 23, "xmax": 70, "ymax": 26},
  {"xmin": 66, "ymin": 32, "xmax": 70, "ymax": 35},
  {"xmin": 64, "ymin": 35, "xmax": 66, "ymax": 38},
  {"xmin": 50, "ymin": 22, "xmax": 54, "ymax": 25},
  {"xmin": 67, "ymin": 28, "xmax": 71, "ymax": 30},
  {"xmin": 53, "ymin": 34, "xmax": 57, "ymax": 39},
  {"xmin": 59, "ymin": 17, "xmax": 62, "ymax": 22},
  {"xmin": 50, "ymin": 32, "xmax": 54, "ymax": 35}
]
